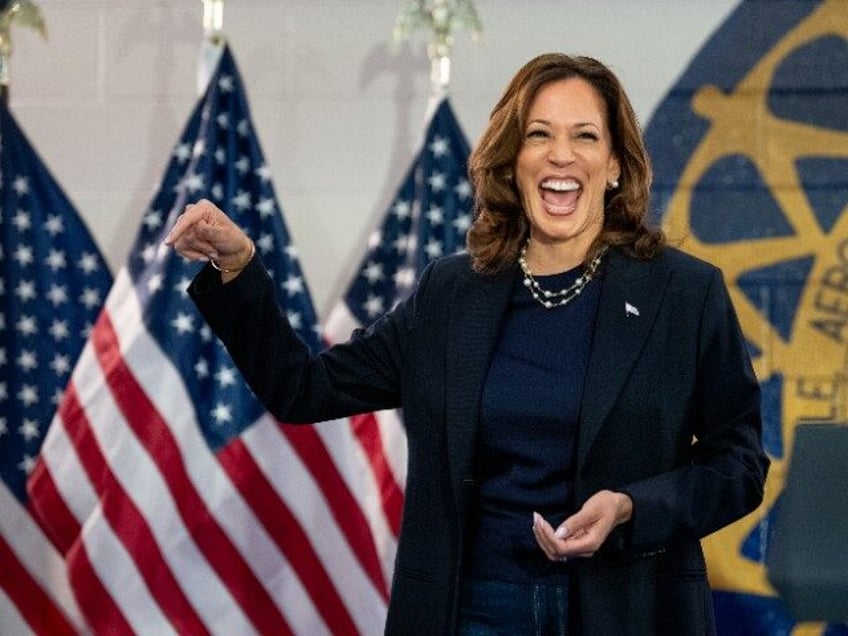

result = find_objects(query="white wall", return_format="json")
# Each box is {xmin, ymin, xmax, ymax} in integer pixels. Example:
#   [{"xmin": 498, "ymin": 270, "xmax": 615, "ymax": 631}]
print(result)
[{"xmin": 9, "ymin": 0, "xmax": 738, "ymax": 316}]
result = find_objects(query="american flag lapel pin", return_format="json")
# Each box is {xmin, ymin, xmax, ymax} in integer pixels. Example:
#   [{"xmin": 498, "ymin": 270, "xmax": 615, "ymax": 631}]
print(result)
[{"xmin": 625, "ymin": 301, "xmax": 640, "ymax": 317}]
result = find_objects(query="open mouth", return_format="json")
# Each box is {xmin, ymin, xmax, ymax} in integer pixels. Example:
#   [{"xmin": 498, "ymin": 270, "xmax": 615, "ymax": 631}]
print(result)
[{"xmin": 540, "ymin": 178, "xmax": 581, "ymax": 214}]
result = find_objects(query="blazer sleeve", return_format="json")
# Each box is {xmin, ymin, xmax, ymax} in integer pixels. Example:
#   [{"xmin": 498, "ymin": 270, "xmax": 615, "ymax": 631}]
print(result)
[
  {"xmin": 188, "ymin": 255, "xmax": 433, "ymax": 423},
  {"xmin": 618, "ymin": 266, "xmax": 769, "ymax": 551}
]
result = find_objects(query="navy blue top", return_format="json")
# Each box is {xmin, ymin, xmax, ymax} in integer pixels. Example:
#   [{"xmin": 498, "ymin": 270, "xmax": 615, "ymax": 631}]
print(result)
[{"xmin": 466, "ymin": 264, "xmax": 601, "ymax": 583}]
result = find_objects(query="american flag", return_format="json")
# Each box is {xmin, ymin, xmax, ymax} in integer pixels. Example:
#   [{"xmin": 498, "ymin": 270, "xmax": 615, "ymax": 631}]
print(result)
[
  {"xmin": 25, "ymin": 44, "xmax": 389, "ymax": 635},
  {"xmin": 0, "ymin": 99, "xmax": 109, "ymax": 634},
  {"xmin": 321, "ymin": 91, "xmax": 473, "ymax": 619}
]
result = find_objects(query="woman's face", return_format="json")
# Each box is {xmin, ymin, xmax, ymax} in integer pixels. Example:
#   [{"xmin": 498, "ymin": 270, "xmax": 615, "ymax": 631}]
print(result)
[{"xmin": 515, "ymin": 77, "xmax": 620, "ymax": 261}]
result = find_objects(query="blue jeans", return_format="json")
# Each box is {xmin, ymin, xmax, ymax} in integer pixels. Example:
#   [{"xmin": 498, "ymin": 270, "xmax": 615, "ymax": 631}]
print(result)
[{"xmin": 457, "ymin": 578, "xmax": 576, "ymax": 636}]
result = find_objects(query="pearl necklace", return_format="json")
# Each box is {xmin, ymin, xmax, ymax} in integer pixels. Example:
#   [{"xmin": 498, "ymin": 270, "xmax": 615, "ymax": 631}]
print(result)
[{"xmin": 518, "ymin": 243, "xmax": 607, "ymax": 309}]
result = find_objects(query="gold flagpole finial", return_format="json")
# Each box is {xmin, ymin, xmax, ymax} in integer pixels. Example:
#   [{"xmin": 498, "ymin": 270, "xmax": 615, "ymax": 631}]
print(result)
[
  {"xmin": 0, "ymin": 1, "xmax": 47, "ymax": 102},
  {"xmin": 393, "ymin": 0, "xmax": 481, "ymax": 93}
]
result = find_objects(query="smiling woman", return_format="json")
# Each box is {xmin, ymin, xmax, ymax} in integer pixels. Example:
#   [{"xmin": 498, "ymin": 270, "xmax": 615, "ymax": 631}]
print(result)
[
  {"xmin": 515, "ymin": 77, "xmax": 620, "ymax": 273},
  {"xmin": 166, "ymin": 52, "xmax": 768, "ymax": 635}
]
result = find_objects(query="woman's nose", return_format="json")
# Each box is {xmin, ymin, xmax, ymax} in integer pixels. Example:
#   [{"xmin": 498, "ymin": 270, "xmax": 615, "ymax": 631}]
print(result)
[{"xmin": 547, "ymin": 138, "xmax": 575, "ymax": 165}]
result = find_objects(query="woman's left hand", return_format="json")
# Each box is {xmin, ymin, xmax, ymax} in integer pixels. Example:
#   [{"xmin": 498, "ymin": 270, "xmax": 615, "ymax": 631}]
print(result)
[{"xmin": 532, "ymin": 490, "xmax": 633, "ymax": 561}]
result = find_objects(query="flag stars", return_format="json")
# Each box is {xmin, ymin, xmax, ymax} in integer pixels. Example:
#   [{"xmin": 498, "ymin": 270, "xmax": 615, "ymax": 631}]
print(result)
[
  {"xmin": 232, "ymin": 190, "xmax": 252, "ymax": 212},
  {"xmin": 217, "ymin": 113, "xmax": 230, "ymax": 129},
  {"xmin": 393, "ymin": 200, "xmax": 411, "ymax": 219},
  {"xmin": 16, "ymin": 315, "xmax": 37, "ymax": 337},
  {"xmin": 14, "ymin": 245, "xmax": 34, "ymax": 267},
  {"xmin": 17, "ymin": 384, "xmax": 38, "ymax": 407},
  {"xmin": 147, "ymin": 272, "xmax": 163, "ymax": 293},
  {"xmin": 200, "ymin": 324, "xmax": 213, "ymax": 342},
  {"xmin": 19, "ymin": 418, "xmax": 41, "ymax": 442},
  {"xmin": 234, "ymin": 157, "xmax": 250, "ymax": 174},
  {"xmin": 173, "ymin": 143, "xmax": 191, "ymax": 163},
  {"xmin": 368, "ymin": 230, "xmax": 383, "ymax": 250},
  {"xmin": 287, "ymin": 311, "xmax": 302, "ymax": 330},
  {"xmin": 363, "ymin": 294, "xmax": 385, "ymax": 318},
  {"xmin": 43, "ymin": 214, "xmax": 65, "ymax": 236},
  {"xmin": 211, "ymin": 402, "xmax": 233, "ymax": 425},
  {"xmin": 17, "ymin": 349, "xmax": 37, "ymax": 372},
  {"xmin": 426, "ymin": 205, "xmax": 444, "ymax": 225},
  {"xmin": 77, "ymin": 252, "xmax": 100, "ymax": 274},
  {"xmin": 46, "ymin": 249, "xmax": 67, "ymax": 271},
  {"xmin": 429, "ymin": 135, "xmax": 449, "ymax": 157},
  {"xmin": 362, "ymin": 261, "xmax": 385, "ymax": 284},
  {"xmin": 79, "ymin": 288, "xmax": 102, "ymax": 310},
  {"xmin": 15, "ymin": 279, "xmax": 37, "ymax": 303},
  {"xmin": 143, "ymin": 210, "xmax": 163, "ymax": 232},
  {"xmin": 171, "ymin": 312, "xmax": 195, "ymax": 334},
  {"xmin": 282, "ymin": 275, "xmax": 304, "ymax": 296},
  {"xmin": 256, "ymin": 233, "xmax": 274, "ymax": 254},
  {"xmin": 174, "ymin": 276, "xmax": 192, "ymax": 297},
  {"xmin": 215, "ymin": 366, "xmax": 238, "ymax": 388},
  {"xmin": 428, "ymin": 171, "xmax": 447, "ymax": 192},
  {"xmin": 284, "ymin": 245, "xmax": 299, "ymax": 262},
  {"xmin": 141, "ymin": 243, "xmax": 157, "ymax": 264},
  {"xmin": 50, "ymin": 354, "xmax": 71, "ymax": 376},
  {"xmin": 18, "ymin": 454, "xmax": 36, "ymax": 476},
  {"xmin": 393, "ymin": 234, "xmax": 412, "ymax": 254},
  {"xmin": 394, "ymin": 267, "xmax": 416, "ymax": 288},
  {"xmin": 49, "ymin": 320, "xmax": 69, "ymax": 341},
  {"xmin": 425, "ymin": 238, "xmax": 443, "ymax": 260},
  {"xmin": 214, "ymin": 149, "xmax": 226, "ymax": 165},
  {"xmin": 13, "ymin": 209, "xmax": 32, "ymax": 231},
  {"xmin": 211, "ymin": 183, "xmax": 224, "ymax": 201},
  {"xmin": 255, "ymin": 164, "xmax": 272, "ymax": 182},
  {"xmin": 454, "ymin": 179, "xmax": 472, "ymax": 200},
  {"xmin": 452, "ymin": 213, "xmax": 471, "ymax": 233},
  {"xmin": 46, "ymin": 285, "xmax": 68, "ymax": 306},
  {"xmin": 192, "ymin": 139, "xmax": 206, "ymax": 158},
  {"xmin": 256, "ymin": 197, "xmax": 276, "ymax": 217},
  {"xmin": 12, "ymin": 175, "xmax": 29, "ymax": 196},
  {"xmin": 218, "ymin": 74, "xmax": 235, "ymax": 93},
  {"xmin": 237, "ymin": 119, "xmax": 250, "ymax": 137},
  {"xmin": 194, "ymin": 358, "xmax": 210, "ymax": 379},
  {"xmin": 183, "ymin": 171, "xmax": 206, "ymax": 194}
]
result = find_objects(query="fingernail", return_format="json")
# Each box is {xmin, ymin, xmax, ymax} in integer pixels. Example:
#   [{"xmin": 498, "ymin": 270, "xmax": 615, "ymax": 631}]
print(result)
[
  {"xmin": 533, "ymin": 512, "xmax": 541, "ymax": 528},
  {"xmin": 555, "ymin": 526, "xmax": 569, "ymax": 540}
]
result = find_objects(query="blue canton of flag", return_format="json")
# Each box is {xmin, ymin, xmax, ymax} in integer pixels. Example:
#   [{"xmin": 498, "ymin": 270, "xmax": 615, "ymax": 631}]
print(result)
[
  {"xmin": 0, "ymin": 99, "xmax": 110, "ymax": 634},
  {"xmin": 0, "ymin": 103, "xmax": 112, "ymax": 504},
  {"xmin": 342, "ymin": 98, "xmax": 473, "ymax": 325}
]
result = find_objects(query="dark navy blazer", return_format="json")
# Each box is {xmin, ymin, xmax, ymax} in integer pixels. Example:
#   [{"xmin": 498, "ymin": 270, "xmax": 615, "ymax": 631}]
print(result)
[{"xmin": 191, "ymin": 246, "xmax": 769, "ymax": 636}]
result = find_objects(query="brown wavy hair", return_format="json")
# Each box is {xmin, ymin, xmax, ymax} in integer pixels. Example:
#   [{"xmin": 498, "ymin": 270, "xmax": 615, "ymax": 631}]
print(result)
[{"xmin": 467, "ymin": 53, "xmax": 665, "ymax": 273}]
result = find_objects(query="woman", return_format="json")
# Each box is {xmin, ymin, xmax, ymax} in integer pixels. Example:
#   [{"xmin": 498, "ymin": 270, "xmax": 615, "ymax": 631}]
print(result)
[{"xmin": 166, "ymin": 53, "xmax": 768, "ymax": 635}]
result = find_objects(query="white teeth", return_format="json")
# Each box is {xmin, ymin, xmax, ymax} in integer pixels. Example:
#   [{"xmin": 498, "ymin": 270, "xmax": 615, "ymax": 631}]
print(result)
[{"xmin": 541, "ymin": 179, "xmax": 580, "ymax": 192}]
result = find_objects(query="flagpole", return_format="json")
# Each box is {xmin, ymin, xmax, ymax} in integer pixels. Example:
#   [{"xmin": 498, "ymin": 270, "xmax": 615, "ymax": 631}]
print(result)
[
  {"xmin": 197, "ymin": 0, "xmax": 225, "ymax": 95},
  {"xmin": 393, "ymin": 0, "xmax": 482, "ymax": 106},
  {"xmin": 0, "ymin": 1, "xmax": 47, "ymax": 104}
]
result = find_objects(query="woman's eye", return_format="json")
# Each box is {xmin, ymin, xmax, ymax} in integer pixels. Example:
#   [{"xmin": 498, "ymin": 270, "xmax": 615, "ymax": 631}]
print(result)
[
  {"xmin": 527, "ymin": 129, "xmax": 549, "ymax": 139},
  {"xmin": 578, "ymin": 131, "xmax": 599, "ymax": 141}
]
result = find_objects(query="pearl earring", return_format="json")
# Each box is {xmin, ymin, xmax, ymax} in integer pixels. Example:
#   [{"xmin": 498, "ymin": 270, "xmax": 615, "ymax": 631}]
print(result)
[{"xmin": 607, "ymin": 180, "xmax": 619, "ymax": 190}]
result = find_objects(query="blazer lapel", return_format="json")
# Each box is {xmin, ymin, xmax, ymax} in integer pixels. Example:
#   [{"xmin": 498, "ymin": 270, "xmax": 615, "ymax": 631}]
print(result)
[
  {"xmin": 445, "ymin": 264, "xmax": 516, "ymax": 504},
  {"xmin": 578, "ymin": 250, "xmax": 671, "ymax": 467}
]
